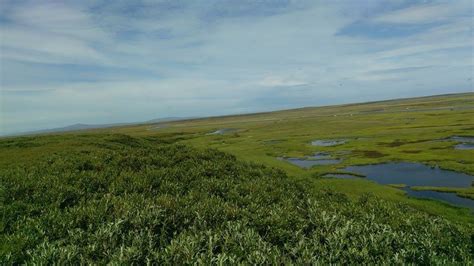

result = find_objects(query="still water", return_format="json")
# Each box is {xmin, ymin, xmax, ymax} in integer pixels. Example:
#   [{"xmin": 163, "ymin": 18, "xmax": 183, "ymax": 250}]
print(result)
[{"xmin": 336, "ymin": 162, "xmax": 474, "ymax": 211}]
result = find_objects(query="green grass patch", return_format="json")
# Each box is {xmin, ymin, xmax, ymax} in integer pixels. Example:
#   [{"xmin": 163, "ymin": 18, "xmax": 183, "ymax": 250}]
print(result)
[
  {"xmin": 388, "ymin": 184, "xmax": 408, "ymax": 189},
  {"xmin": 321, "ymin": 171, "xmax": 366, "ymax": 178}
]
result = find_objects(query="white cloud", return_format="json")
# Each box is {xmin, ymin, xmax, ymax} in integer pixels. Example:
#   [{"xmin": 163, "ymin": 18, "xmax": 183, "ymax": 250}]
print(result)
[
  {"xmin": 1, "ymin": 26, "xmax": 105, "ymax": 64},
  {"xmin": 10, "ymin": 2, "xmax": 102, "ymax": 40},
  {"xmin": 372, "ymin": 1, "xmax": 471, "ymax": 24},
  {"xmin": 258, "ymin": 76, "xmax": 308, "ymax": 87},
  {"xmin": 0, "ymin": 1, "xmax": 110, "ymax": 65}
]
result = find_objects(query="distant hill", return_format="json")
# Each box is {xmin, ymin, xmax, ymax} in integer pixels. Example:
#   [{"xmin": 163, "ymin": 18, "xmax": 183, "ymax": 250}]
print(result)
[
  {"xmin": 8, "ymin": 122, "xmax": 131, "ymax": 136},
  {"xmin": 4, "ymin": 117, "xmax": 195, "ymax": 137}
]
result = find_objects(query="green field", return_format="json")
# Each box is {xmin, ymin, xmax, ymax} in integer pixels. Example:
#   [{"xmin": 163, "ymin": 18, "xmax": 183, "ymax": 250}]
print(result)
[{"xmin": 1, "ymin": 93, "xmax": 473, "ymax": 263}]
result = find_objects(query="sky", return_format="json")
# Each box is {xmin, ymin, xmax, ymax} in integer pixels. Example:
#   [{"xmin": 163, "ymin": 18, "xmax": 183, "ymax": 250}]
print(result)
[{"xmin": 0, "ymin": 0, "xmax": 473, "ymax": 134}]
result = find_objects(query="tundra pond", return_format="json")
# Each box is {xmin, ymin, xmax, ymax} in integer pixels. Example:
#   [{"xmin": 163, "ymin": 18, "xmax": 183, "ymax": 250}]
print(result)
[
  {"xmin": 338, "ymin": 162, "xmax": 474, "ymax": 211},
  {"xmin": 311, "ymin": 139, "xmax": 347, "ymax": 146}
]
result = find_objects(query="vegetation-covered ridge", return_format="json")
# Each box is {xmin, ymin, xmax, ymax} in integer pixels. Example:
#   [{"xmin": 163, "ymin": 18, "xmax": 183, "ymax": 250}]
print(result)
[{"xmin": 1, "ymin": 134, "xmax": 472, "ymax": 264}]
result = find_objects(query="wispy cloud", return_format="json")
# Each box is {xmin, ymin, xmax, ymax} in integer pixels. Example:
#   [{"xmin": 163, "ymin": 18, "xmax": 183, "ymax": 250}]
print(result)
[{"xmin": 372, "ymin": 1, "xmax": 471, "ymax": 24}]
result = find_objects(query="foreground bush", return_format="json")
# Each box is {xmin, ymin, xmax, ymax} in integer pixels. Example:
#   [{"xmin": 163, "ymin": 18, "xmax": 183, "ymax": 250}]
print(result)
[{"xmin": 0, "ymin": 134, "xmax": 472, "ymax": 264}]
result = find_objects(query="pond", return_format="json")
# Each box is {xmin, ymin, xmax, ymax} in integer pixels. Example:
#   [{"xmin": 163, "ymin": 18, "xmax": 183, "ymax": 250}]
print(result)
[
  {"xmin": 207, "ymin": 128, "xmax": 238, "ymax": 135},
  {"xmin": 279, "ymin": 153, "xmax": 342, "ymax": 168},
  {"xmin": 283, "ymin": 158, "xmax": 342, "ymax": 168},
  {"xmin": 446, "ymin": 136, "xmax": 474, "ymax": 150},
  {"xmin": 334, "ymin": 162, "xmax": 474, "ymax": 211},
  {"xmin": 311, "ymin": 139, "xmax": 346, "ymax": 147},
  {"xmin": 344, "ymin": 162, "xmax": 473, "ymax": 187},
  {"xmin": 455, "ymin": 143, "xmax": 474, "ymax": 150},
  {"xmin": 404, "ymin": 189, "xmax": 474, "ymax": 210}
]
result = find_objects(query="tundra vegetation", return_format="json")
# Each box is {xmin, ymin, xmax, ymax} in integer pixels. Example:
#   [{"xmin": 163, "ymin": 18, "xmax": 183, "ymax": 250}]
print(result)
[{"xmin": 1, "ymin": 93, "xmax": 473, "ymax": 263}]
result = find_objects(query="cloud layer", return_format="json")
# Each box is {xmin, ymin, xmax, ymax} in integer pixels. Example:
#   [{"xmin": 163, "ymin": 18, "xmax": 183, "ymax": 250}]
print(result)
[{"xmin": 1, "ymin": 0, "xmax": 473, "ymax": 134}]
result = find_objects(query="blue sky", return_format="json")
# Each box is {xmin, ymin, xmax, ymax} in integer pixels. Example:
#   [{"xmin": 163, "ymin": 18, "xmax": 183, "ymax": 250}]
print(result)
[{"xmin": 0, "ymin": 0, "xmax": 473, "ymax": 134}]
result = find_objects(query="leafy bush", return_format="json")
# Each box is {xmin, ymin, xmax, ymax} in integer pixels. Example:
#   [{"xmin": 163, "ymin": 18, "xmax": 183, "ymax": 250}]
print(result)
[{"xmin": 0, "ymin": 134, "xmax": 472, "ymax": 264}]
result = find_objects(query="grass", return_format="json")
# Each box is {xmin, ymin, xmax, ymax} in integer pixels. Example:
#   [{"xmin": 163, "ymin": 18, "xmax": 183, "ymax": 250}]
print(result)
[
  {"xmin": 1, "ymin": 134, "xmax": 472, "ymax": 264},
  {"xmin": 387, "ymin": 184, "xmax": 408, "ymax": 189},
  {"xmin": 322, "ymin": 171, "xmax": 366, "ymax": 177},
  {"xmin": 1, "ymin": 93, "xmax": 474, "ymax": 263}
]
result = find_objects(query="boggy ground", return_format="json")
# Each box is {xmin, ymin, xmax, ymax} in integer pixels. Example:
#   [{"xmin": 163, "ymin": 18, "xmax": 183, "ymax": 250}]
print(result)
[{"xmin": 97, "ymin": 93, "xmax": 474, "ymax": 223}]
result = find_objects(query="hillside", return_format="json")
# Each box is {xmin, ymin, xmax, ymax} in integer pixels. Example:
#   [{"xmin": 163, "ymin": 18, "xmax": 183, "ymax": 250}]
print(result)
[{"xmin": 1, "ymin": 134, "xmax": 471, "ymax": 264}]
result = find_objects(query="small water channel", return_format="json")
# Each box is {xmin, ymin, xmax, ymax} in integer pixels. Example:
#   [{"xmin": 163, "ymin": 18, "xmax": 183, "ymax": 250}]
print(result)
[
  {"xmin": 450, "ymin": 136, "xmax": 474, "ymax": 143},
  {"xmin": 331, "ymin": 162, "xmax": 474, "ymax": 211},
  {"xmin": 404, "ymin": 189, "xmax": 474, "ymax": 209}
]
